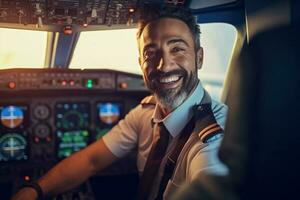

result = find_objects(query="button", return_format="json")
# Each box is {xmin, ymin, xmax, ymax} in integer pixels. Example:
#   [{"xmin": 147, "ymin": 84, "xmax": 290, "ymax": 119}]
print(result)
[
  {"xmin": 61, "ymin": 80, "xmax": 67, "ymax": 86},
  {"xmin": 70, "ymin": 80, "xmax": 75, "ymax": 86},
  {"xmin": 119, "ymin": 82, "xmax": 128, "ymax": 89},
  {"xmin": 34, "ymin": 136, "xmax": 40, "ymax": 143},
  {"xmin": 24, "ymin": 175, "xmax": 30, "ymax": 181},
  {"xmin": 8, "ymin": 81, "xmax": 16, "ymax": 89}
]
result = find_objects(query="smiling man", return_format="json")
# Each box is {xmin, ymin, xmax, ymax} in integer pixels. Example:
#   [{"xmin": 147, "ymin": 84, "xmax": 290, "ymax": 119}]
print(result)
[
  {"xmin": 12, "ymin": 5, "xmax": 227, "ymax": 200},
  {"xmin": 138, "ymin": 16, "xmax": 201, "ymax": 113}
]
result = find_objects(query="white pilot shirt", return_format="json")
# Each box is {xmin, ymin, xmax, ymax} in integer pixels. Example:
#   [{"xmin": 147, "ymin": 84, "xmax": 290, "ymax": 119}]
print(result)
[{"xmin": 102, "ymin": 81, "xmax": 228, "ymax": 199}]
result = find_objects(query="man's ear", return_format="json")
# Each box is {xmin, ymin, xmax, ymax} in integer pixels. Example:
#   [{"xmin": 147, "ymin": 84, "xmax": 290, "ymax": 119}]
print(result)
[{"xmin": 196, "ymin": 47, "xmax": 204, "ymax": 70}]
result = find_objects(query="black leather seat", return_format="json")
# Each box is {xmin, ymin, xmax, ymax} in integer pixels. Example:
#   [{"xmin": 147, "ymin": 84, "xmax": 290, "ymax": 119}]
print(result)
[
  {"xmin": 173, "ymin": 24, "xmax": 300, "ymax": 200},
  {"xmin": 220, "ymin": 24, "xmax": 300, "ymax": 199}
]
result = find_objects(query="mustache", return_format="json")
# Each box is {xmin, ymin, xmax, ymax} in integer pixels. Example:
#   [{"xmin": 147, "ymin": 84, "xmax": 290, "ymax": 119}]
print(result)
[{"xmin": 148, "ymin": 69, "xmax": 186, "ymax": 81}]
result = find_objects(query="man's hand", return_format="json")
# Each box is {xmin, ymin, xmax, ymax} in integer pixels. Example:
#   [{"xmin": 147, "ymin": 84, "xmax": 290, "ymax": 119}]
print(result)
[
  {"xmin": 11, "ymin": 187, "xmax": 38, "ymax": 200},
  {"xmin": 11, "ymin": 139, "xmax": 117, "ymax": 200}
]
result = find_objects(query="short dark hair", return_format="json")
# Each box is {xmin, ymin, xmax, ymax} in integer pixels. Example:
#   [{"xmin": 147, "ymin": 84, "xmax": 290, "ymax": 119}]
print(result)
[{"xmin": 136, "ymin": 4, "xmax": 201, "ymax": 51}]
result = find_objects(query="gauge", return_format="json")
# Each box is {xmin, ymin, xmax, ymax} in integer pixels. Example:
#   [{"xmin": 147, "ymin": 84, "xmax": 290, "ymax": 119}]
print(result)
[
  {"xmin": 33, "ymin": 104, "xmax": 50, "ymax": 120},
  {"xmin": 33, "ymin": 123, "xmax": 51, "ymax": 139},
  {"xmin": 0, "ymin": 133, "xmax": 27, "ymax": 161},
  {"xmin": 57, "ymin": 130, "xmax": 89, "ymax": 158},
  {"xmin": 97, "ymin": 102, "xmax": 121, "ymax": 125},
  {"xmin": 55, "ymin": 103, "xmax": 90, "ymax": 130},
  {"xmin": 0, "ymin": 106, "xmax": 24, "ymax": 129},
  {"xmin": 63, "ymin": 110, "xmax": 86, "ymax": 129}
]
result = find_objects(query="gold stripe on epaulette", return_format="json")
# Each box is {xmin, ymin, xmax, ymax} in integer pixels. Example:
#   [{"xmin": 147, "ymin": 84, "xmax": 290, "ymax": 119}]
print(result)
[
  {"xmin": 199, "ymin": 123, "xmax": 219, "ymax": 136},
  {"xmin": 199, "ymin": 123, "xmax": 222, "ymax": 142}
]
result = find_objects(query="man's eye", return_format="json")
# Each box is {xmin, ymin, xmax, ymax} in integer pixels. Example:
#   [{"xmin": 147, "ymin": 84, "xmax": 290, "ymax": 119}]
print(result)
[
  {"xmin": 171, "ymin": 47, "xmax": 184, "ymax": 53},
  {"xmin": 144, "ymin": 50, "xmax": 156, "ymax": 60}
]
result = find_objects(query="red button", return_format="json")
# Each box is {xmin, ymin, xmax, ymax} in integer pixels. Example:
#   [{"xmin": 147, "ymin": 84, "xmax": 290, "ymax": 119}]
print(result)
[
  {"xmin": 24, "ymin": 176, "xmax": 30, "ymax": 181},
  {"xmin": 70, "ymin": 80, "xmax": 75, "ymax": 86},
  {"xmin": 34, "ymin": 137, "xmax": 40, "ymax": 143},
  {"xmin": 8, "ymin": 81, "xmax": 16, "ymax": 89},
  {"xmin": 61, "ymin": 80, "xmax": 67, "ymax": 86},
  {"xmin": 119, "ymin": 82, "xmax": 128, "ymax": 89}
]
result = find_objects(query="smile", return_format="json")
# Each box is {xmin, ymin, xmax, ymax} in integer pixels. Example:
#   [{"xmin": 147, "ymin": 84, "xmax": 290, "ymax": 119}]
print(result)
[
  {"xmin": 159, "ymin": 75, "xmax": 181, "ymax": 83},
  {"xmin": 156, "ymin": 74, "xmax": 183, "ymax": 89}
]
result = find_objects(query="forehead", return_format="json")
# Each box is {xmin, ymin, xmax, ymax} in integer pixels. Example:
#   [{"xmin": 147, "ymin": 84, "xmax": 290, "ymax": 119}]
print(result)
[{"xmin": 139, "ymin": 18, "xmax": 194, "ymax": 49}]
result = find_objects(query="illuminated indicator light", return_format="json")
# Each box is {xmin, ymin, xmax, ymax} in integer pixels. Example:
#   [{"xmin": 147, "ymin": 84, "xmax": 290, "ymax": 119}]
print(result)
[
  {"xmin": 82, "ymin": 131, "xmax": 88, "ymax": 137},
  {"xmin": 61, "ymin": 80, "xmax": 67, "ymax": 86},
  {"xmin": 34, "ymin": 137, "xmax": 40, "ymax": 143},
  {"xmin": 83, "ymin": 23, "xmax": 88, "ymax": 27},
  {"xmin": 70, "ymin": 80, "xmax": 75, "ymax": 86},
  {"xmin": 119, "ymin": 82, "xmax": 128, "ymax": 89},
  {"xmin": 8, "ymin": 81, "xmax": 16, "ymax": 89},
  {"xmin": 46, "ymin": 136, "xmax": 51, "ymax": 142},
  {"xmin": 63, "ymin": 25, "xmax": 73, "ymax": 35},
  {"xmin": 64, "ymin": 29, "xmax": 72, "ymax": 34},
  {"xmin": 129, "ymin": 8, "xmax": 135, "ymax": 13},
  {"xmin": 86, "ymin": 79, "xmax": 93, "ymax": 88},
  {"xmin": 24, "ymin": 176, "xmax": 30, "ymax": 181}
]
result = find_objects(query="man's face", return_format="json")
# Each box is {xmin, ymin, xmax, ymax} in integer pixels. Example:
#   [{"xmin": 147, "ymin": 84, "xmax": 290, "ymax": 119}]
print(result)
[{"xmin": 138, "ymin": 18, "xmax": 203, "ymax": 111}]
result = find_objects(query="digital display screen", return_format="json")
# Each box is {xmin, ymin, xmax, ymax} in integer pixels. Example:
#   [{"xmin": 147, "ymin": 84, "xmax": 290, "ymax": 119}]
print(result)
[
  {"xmin": 55, "ymin": 102, "xmax": 90, "ymax": 130},
  {"xmin": 0, "ymin": 133, "xmax": 28, "ymax": 161},
  {"xmin": 57, "ymin": 130, "xmax": 89, "ymax": 158},
  {"xmin": 0, "ymin": 105, "xmax": 28, "ymax": 130},
  {"xmin": 0, "ymin": 105, "xmax": 28, "ymax": 162},
  {"xmin": 55, "ymin": 102, "xmax": 90, "ymax": 158},
  {"xmin": 97, "ymin": 102, "xmax": 122, "ymax": 126}
]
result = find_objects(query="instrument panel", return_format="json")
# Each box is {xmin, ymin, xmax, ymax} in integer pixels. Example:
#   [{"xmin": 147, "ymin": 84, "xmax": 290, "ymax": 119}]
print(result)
[{"xmin": 0, "ymin": 68, "xmax": 149, "ymax": 172}]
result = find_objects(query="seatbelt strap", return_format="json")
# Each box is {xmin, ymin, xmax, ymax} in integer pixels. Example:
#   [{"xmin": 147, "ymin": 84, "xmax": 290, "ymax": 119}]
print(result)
[{"xmin": 155, "ymin": 103, "xmax": 223, "ymax": 200}]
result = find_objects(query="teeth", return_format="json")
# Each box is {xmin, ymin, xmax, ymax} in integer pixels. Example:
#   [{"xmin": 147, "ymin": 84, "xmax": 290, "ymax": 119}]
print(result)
[{"xmin": 159, "ymin": 75, "xmax": 180, "ymax": 83}]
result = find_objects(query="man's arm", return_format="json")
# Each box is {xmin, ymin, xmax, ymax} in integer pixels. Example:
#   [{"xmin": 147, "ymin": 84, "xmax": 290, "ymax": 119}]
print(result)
[
  {"xmin": 11, "ymin": 138, "xmax": 118, "ymax": 200},
  {"xmin": 188, "ymin": 138, "xmax": 228, "ymax": 181}
]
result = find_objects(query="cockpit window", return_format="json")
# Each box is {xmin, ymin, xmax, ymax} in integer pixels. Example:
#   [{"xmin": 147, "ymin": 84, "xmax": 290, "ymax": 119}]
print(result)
[
  {"xmin": 199, "ymin": 23, "xmax": 236, "ymax": 100},
  {"xmin": 0, "ymin": 28, "xmax": 47, "ymax": 68},
  {"xmin": 70, "ymin": 23, "xmax": 237, "ymax": 100},
  {"xmin": 70, "ymin": 29, "xmax": 140, "ymax": 74}
]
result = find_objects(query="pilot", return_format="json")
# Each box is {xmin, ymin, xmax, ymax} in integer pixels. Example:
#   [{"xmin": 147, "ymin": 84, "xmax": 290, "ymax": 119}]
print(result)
[{"xmin": 12, "ymin": 4, "xmax": 228, "ymax": 200}]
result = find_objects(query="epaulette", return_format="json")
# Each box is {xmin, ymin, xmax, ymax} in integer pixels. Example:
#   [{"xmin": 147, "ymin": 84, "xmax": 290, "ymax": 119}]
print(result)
[
  {"xmin": 193, "ymin": 103, "xmax": 224, "ymax": 143},
  {"xmin": 198, "ymin": 123, "xmax": 223, "ymax": 143},
  {"xmin": 140, "ymin": 95, "xmax": 156, "ymax": 106}
]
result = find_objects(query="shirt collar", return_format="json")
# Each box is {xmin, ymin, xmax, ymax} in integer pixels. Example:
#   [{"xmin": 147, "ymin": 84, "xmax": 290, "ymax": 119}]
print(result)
[{"xmin": 152, "ymin": 81, "xmax": 205, "ymax": 137}]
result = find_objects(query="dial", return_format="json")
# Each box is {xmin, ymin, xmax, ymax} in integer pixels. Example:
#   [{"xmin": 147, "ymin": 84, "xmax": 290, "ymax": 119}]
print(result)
[
  {"xmin": 0, "ymin": 106, "xmax": 24, "ymax": 129},
  {"xmin": 33, "ymin": 123, "xmax": 51, "ymax": 139},
  {"xmin": 0, "ymin": 133, "xmax": 27, "ymax": 161},
  {"xmin": 98, "ymin": 102, "xmax": 121, "ymax": 125},
  {"xmin": 33, "ymin": 104, "xmax": 50, "ymax": 120}
]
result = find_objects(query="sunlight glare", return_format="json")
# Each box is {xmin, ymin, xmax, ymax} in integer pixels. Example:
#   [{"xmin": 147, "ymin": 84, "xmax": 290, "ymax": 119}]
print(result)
[{"xmin": 0, "ymin": 28, "xmax": 47, "ymax": 69}]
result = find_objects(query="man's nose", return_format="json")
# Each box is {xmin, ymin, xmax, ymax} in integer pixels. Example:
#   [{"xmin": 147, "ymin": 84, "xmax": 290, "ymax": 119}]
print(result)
[{"xmin": 156, "ymin": 52, "xmax": 173, "ymax": 71}]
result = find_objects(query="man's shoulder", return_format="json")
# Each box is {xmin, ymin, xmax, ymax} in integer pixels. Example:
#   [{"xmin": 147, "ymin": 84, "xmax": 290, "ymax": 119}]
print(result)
[
  {"xmin": 126, "ymin": 95, "xmax": 156, "ymax": 118},
  {"xmin": 140, "ymin": 95, "xmax": 156, "ymax": 107},
  {"xmin": 210, "ymin": 99, "xmax": 228, "ymax": 130},
  {"xmin": 211, "ymin": 99, "xmax": 228, "ymax": 114}
]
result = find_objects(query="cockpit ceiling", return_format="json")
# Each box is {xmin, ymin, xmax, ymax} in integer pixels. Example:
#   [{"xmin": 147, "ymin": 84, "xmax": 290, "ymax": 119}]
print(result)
[
  {"xmin": 0, "ymin": 0, "xmax": 239, "ymax": 31},
  {"xmin": 189, "ymin": 0, "xmax": 238, "ymax": 10}
]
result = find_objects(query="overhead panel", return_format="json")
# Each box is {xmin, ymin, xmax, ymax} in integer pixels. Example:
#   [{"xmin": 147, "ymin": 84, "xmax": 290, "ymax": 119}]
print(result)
[{"xmin": 0, "ymin": 0, "xmax": 139, "ymax": 29}]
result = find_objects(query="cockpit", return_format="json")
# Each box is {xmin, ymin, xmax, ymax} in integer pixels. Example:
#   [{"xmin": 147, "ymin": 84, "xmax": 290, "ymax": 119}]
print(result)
[{"xmin": 1, "ymin": 0, "xmax": 299, "ymax": 200}]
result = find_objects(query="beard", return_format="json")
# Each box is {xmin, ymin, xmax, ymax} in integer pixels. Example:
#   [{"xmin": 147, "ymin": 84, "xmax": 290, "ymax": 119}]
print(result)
[{"xmin": 145, "ymin": 66, "xmax": 198, "ymax": 111}]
